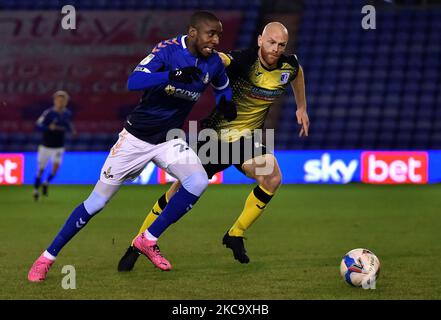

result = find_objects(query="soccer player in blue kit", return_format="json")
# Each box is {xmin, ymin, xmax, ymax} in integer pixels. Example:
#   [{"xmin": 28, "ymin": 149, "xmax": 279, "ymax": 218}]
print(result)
[
  {"xmin": 33, "ymin": 90, "xmax": 75, "ymax": 201},
  {"xmin": 28, "ymin": 11, "xmax": 236, "ymax": 282}
]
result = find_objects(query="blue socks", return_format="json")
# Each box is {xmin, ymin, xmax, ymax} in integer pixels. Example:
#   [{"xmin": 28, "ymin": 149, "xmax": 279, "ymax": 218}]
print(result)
[
  {"xmin": 46, "ymin": 203, "xmax": 94, "ymax": 257},
  {"xmin": 34, "ymin": 176, "xmax": 41, "ymax": 189},
  {"xmin": 46, "ymin": 186, "xmax": 199, "ymax": 257},
  {"xmin": 148, "ymin": 186, "xmax": 199, "ymax": 238}
]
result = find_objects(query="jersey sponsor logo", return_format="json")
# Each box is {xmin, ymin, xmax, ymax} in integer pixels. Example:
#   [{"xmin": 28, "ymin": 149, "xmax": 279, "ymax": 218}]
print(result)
[
  {"xmin": 140, "ymin": 54, "xmax": 155, "ymax": 65},
  {"xmin": 0, "ymin": 154, "xmax": 24, "ymax": 185},
  {"xmin": 164, "ymin": 84, "xmax": 176, "ymax": 95},
  {"xmin": 249, "ymin": 85, "xmax": 285, "ymax": 101},
  {"xmin": 280, "ymin": 72, "xmax": 290, "ymax": 84},
  {"xmin": 164, "ymin": 85, "xmax": 201, "ymax": 101},
  {"xmin": 304, "ymin": 153, "xmax": 359, "ymax": 184},
  {"xmin": 361, "ymin": 151, "xmax": 428, "ymax": 184},
  {"xmin": 237, "ymin": 77, "xmax": 285, "ymax": 101}
]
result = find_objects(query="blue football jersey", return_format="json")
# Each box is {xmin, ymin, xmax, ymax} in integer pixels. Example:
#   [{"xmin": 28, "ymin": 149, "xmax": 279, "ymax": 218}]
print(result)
[
  {"xmin": 36, "ymin": 108, "xmax": 73, "ymax": 148},
  {"xmin": 125, "ymin": 35, "xmax": 229, "ymax": 144}
]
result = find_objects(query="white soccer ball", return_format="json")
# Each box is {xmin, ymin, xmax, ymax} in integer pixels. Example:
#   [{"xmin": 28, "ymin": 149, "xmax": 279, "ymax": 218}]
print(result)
[{"xmin": 340, "ymin": 248, "xmax": 380, "ymax": 289}]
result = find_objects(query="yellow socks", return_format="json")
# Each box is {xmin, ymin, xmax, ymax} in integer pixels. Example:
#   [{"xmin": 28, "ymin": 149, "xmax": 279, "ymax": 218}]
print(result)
[
  {"xmin": 133, "ymin": 185, "xmax": 275, "ymax": 243},
  {"xmin": 228, "ymin": 185, "xmax": 274, "ymax": 237}
]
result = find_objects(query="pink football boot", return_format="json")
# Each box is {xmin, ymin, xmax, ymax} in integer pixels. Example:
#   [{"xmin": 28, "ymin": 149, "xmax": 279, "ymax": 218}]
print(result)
[
  {"xmin": 133, "ymin": 233, "xmax": 172, "ymax": 271},
  {"xmin": 28, "ymin": 254, "xmax": 55, "ymax": 282}
]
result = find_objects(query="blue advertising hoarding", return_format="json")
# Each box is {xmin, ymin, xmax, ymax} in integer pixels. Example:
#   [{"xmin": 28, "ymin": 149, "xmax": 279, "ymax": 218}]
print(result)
[{"xmin": 1, "ymin": 150, "xmax": 440, "ymax": 185}]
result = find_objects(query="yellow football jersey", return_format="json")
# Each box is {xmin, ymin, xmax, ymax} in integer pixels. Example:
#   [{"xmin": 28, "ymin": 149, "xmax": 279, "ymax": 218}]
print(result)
[{"xmin": 206, "ymin": 47, "xmax": 300, "ymax": 142}]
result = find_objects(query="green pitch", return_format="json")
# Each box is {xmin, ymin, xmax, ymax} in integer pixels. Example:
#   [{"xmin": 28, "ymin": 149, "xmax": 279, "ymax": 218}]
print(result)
[{"xmin": 1, "ymin": 184, "xmax": 440, "ymax": 299}]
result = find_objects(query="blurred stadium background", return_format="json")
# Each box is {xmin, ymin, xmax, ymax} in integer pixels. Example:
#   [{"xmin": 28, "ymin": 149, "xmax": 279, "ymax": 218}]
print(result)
[
  {"xmin": 1, "ymin": 0, "xmax": 440, "ymax": 185},
  {"xmin": 0, "ymin": 0, "xmax": 440, "ymax": 185}
]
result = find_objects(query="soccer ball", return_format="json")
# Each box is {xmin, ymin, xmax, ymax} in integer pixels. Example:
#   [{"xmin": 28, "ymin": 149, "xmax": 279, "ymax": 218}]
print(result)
[{"xmin": 340, "ymin": 248, "xmax": 380, "ymax": 289}]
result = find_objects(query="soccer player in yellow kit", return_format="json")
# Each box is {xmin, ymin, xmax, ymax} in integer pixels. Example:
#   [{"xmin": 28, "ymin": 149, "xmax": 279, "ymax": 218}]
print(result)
[{"xmin": 118, "ymin": 22, "xmax": 309, "ymax": 270}]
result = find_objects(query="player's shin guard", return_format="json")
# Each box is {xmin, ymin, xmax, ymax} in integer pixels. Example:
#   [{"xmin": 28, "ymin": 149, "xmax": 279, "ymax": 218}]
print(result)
[
  {"xmin": 46, "ymin": 192, "xmax": 107, "ymax": 257},
  {"xmin": 147, "ymin": 187, "xmax": 199, "ymax": 238},
  {"xmin": 228, "ymin": 185, "xmax": 274, "ymax": 237}
]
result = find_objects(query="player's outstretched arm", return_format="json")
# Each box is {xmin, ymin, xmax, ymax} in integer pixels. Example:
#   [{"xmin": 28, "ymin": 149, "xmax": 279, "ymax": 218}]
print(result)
[
  {"xmin": 291, "ymin": 66, "xmax": 309, "ymax": 137},
  {"xmin": 127, "ymin": 66, "xmax": 203, "ymax": 91},
  {"xmin": 127, "ymin": 70, "xmax": 170, "ymax": 91}
]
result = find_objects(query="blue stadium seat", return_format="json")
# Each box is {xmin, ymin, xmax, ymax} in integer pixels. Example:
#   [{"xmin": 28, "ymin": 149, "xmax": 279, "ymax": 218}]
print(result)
[{"xmin": 2, "ymin": 1, "xmax": 438, "ymax": 151}]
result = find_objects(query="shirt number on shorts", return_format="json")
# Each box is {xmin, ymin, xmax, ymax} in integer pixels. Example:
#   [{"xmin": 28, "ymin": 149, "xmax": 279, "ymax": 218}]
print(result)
[{"xmin": 173, "ymin": 143, "xmax": 189, "ymax": 153}]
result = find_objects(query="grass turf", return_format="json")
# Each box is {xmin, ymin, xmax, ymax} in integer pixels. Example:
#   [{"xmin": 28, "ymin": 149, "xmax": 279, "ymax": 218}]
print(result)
[{"xmin": 0, "ymin": 184, "xmax": 440, "ymax": 299}]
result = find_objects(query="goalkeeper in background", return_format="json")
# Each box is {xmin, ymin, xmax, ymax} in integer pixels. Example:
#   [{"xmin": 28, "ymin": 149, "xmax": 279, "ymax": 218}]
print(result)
[{"xmin": 118, "ymin": 21, "xmax": 309, "ymax": 270}]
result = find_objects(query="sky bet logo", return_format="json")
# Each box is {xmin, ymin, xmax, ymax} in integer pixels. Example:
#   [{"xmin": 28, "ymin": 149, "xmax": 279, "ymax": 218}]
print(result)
[
  {"xmin": 0, "ymin": 154, "xmax": 24, "ymax": 185},
  {"xmin": 361, "ymin": 151, "xmax": 428, "ymax": 184},
  {"xmin": 304, "ymin": 153, "xmax": 359, "ymax": 184}
]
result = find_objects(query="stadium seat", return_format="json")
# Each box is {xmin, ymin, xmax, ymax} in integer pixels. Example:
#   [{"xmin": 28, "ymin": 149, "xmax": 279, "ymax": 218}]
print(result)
[
  {"xmin": 275, "ymin": 1, "xmax": 440, "ymax": 150},
  {"xmin": 2, "ymin": 1, "xmax": 438, "ymax": 152}
]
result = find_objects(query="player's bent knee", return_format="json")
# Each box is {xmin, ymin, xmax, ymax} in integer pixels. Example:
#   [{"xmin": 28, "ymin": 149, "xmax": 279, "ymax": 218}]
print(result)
[
  {"xmin": 271, "ymin": 173, "xmax": 282, "ymax": 189},
  {"xmin": 181, "ymin": 171, "xmax": 209, "ymax": 197},
  {"xmin": 83, "ymin": 191, "xmax": 109, "ymax": 215},
  {"xmin": 259, "ymin": 173, "xmax": 282, "ymax": 193}
]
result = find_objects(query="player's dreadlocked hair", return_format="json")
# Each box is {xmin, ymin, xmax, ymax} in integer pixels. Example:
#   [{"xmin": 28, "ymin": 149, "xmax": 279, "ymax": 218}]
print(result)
[{"xmin": 189, "ymin": 11, "xmax": 220, "ymax": 29}]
